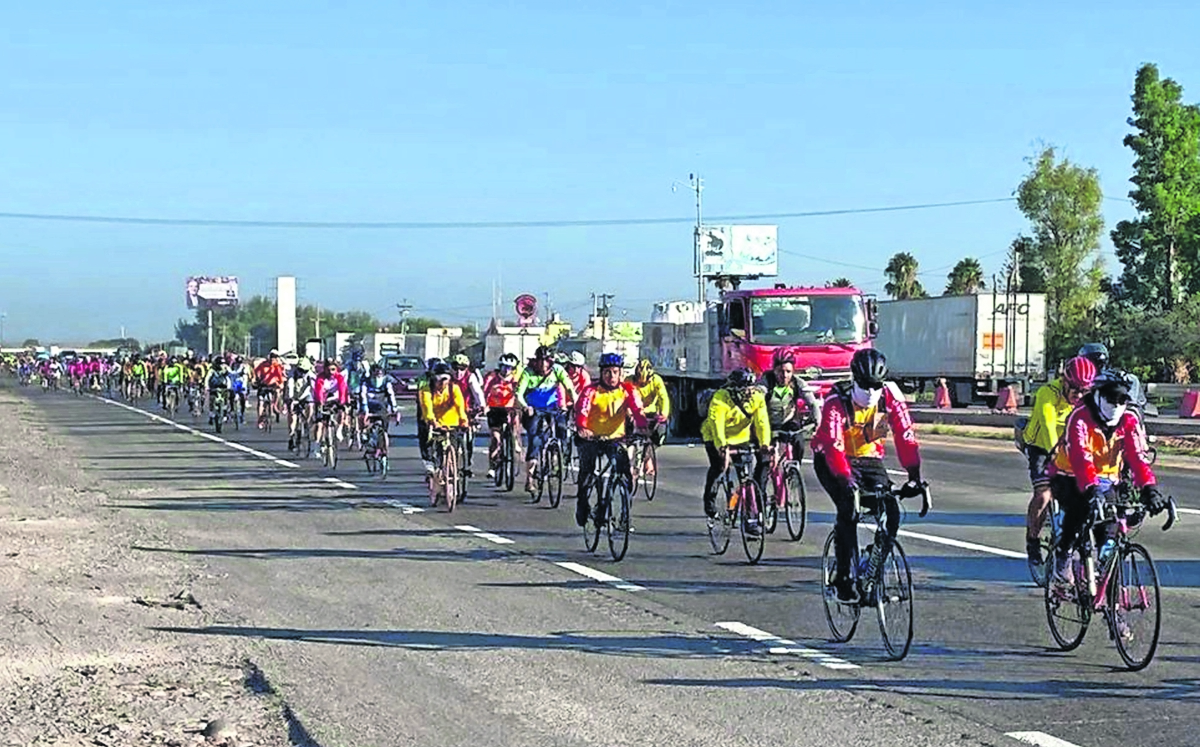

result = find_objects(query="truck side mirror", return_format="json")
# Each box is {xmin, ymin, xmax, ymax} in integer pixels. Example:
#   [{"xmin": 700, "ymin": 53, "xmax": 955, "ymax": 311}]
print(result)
[{"xmin": 868, "ymin": 320, "xmax": 879, "ymax": 338}]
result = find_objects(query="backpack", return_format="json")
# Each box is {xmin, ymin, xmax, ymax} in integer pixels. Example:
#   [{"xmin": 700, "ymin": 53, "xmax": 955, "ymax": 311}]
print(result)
[
  {"xmin": 1013, "ymin": 416, "xmax": 1030, "ymax": 455},
  {"xmin": 697, "ymin": 388, "xmax": 718, "ymax": 421}
]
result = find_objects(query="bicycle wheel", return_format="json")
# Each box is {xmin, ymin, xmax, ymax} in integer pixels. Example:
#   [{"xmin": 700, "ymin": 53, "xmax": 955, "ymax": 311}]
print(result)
[
  {"xmin": 503, "ymin": 427, "xmax": 516, "ymax": 492},
  {"xmin": 456, "ymin": 435, "xmax": 469, "ymax": 504},
  {"xmin": 876, "ymin": 540, "xmax": 914, "ymax": 661},
  {"xmin": 608, "ymin": 476, "xmax": 631, "ymax": 562},
  {"xmin": 444, "ymin": 441, "xmax": 459, "ymax": 513},
  {"xmin": 324, "ymin": 429, "xmax": 339, "ymax": 470},
  {"xmin": 783, "ymin": 463, "xmax": 807, "ymax": 542},
  {"xmin": 544, "ymin": 441, "xmax": 564, "ymax": 509},
  {"xmin": 641, "ymin": 441, "xmax": 658, "ymax": 501},
  {"xmin": 740, "ymin": 480, "xmax": 765, "ymax": 565},
  {"xmin": 213, "ymin": 400, "xmax": 225, "ymax": 433},
  {"xmin": 1111, "ymin": 542, "xmax": 1161, "ymax": 671},
  {"xmin": 263, "ymin": 398, "xmax": 273, "ymax": 434},
  {"xmin": 708, "ymin": 479, "xmax": 732, "ymax": 555},
  {"xmin": 1030, "ymin": 506, "xmax": 1059, "ymax": 588},
  {"xmin": 1044, "ymin": 549, "xmax": 1091, "ymax": 651},
  {"xmin": 821, "ymin": 530, "xmax": 860, "ymax": 642},
  {"xmin": 584, "ymin": 475, "xmax": 603, "ymax": 553}
]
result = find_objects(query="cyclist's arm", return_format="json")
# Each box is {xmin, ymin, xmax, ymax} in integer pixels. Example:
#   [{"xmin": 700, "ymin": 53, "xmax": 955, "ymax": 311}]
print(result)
[
  {"xmin": 751, "ymin": 396, "xmax": 771, "ymax": 446},
  {"xmin": 623, "ymin": 383, "xmax": 649, "ymax": 431},
  {"xmin": 514, "ymin": 374, "xmax": 531, "ymax": 409},
  {"xmin": 336, "ymin": 375, "xmax": 349, "ymax": 405},
  {"xmin": 574, "ymin": 385, "xmax": 596, "ymax": 431},
  {"xmin": 418, "ymin": 388, "xmax": 436, "ymax": 423},
  {"xmin": 1065, "ymin": 410, "xmax": 1099, "ymax": 491},
  {"xmin": 797, "ymin": 380, "xmax": 820, "ymax": 423},
  {"xmin": 385, "ymin": 382, "xmax": 398, "ymax": 412},
  {"xmin": 1119, "ymin": 412, "xmax": 1156, "ymax": 488},
  {"xmin": 883, "ymin": 382, "xmax": 921, "ymax": 478},
  {"xmin": 358, "ymin": 383, "xmax": 369, "ymax": 414},
  {"xmin": 653, "ymin": 376, "xmax": 671, "ymax": 419},
  {"xmin": 707, "ymin": 393, "xmax": 730, "ymax": 450},
  {"xmin": 452, "ymin": 385, "xmax": 468, "ymax": 425},
  {"xmin": 468, "ymin": 372, "xmax": 486, "ymax": 411},
  {"xmin": 812, "ymin": 397, "xmax": 853, "ymax": 482},
  {"xmin": 557, "ymin": 367, "xmax": 578, "ymax": 406}
]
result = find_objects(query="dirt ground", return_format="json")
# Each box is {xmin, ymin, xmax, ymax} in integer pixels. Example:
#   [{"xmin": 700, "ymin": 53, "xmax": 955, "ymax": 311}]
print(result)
[{"xmin": 0, "ymin": 390, "xmax": 296, "ymax": 746}]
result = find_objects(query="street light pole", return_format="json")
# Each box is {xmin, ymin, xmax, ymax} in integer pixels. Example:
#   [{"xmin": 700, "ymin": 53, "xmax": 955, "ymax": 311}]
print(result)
[
  {"xmin": 674, "ymin": 173, "xmax": 705, "ymax": 303},
  {"xmin": 0, "ymin": 312, "xmax": 6, "ymax": 350}
]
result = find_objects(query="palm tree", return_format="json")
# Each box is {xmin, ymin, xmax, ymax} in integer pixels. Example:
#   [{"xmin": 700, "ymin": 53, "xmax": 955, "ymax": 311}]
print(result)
[
  {"xmin": 884, "ymin": 252, "xmax": 927, "ymax": 299},
  {"xmin": 945, "ymin": 258, "xmax": 987, "ymax": 295},
  {"xmin": 827, "ymin": 277, "xmax": 853, "ymax": 288}
]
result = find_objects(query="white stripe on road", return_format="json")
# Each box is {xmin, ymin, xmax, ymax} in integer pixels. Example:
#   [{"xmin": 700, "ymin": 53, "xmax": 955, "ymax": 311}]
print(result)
[
  {"xmin": 454, "ymin": 524, "xmax": 516, "ymax": 545},
  {"xmin": 1175, "ymin": 507, "xmax": 1200, "ymax": 516},
  {"xmin": 715, "ymin": 621, "xmax": 859, "ymax": 671},
  {"xmin": 885, "ymin": 527, "xmax": 1027, "ymax": 560},
  {"xmin": 554, "ymin": 561, "xmax": 646, "ymax": 592},
  {"xmin": 1006, "ymin": 731, "xmax": 1085, "ymax": 747},
  {"xmin": 323, "ymin": 476, "xmax": 359, "ymax": 490}
]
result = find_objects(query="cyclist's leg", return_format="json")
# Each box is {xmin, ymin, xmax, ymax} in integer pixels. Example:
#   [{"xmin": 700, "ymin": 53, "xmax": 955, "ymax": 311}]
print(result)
[
  {"xmin": 702, "ymin": 440, "xmax": 723, "ymax": 519},
  {"xmin": 1024, "ymin": 447, "xmax": 1052, "ymax": 561},
  {"xmin": 525, "ymin": 414, "xmax": 545, "ymax": 491},
  {"xmin": 575, "ymin": 439, "xmax": 598, "ymax": 526},
  {"xmin": 1050, "ymin": 475, "xmax": 1086, "ymax": 577},
  {"xmin": 814, "ymin": 452, "xmax": 857, "ymax": 585}
]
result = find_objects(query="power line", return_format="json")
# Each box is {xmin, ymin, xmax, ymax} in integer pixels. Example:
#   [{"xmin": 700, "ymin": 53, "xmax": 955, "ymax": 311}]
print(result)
[{"xmin": 0, "ymin": 197, "xmax": 1016, "ymax": 231}]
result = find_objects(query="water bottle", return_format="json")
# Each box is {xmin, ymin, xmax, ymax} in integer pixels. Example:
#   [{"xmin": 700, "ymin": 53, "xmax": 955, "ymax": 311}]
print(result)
[
  {"xmin": 864, "ymin": 542, "xmax": 883, "ymax": 582},
  {"xmin": 857, "ymin": 544, "xmax": 873, "ymax": 578},
  {"xmin": 728, "ymin": 488, "xmax": 740, "ymax": 512},
  {"xmin": 1098, "ymin": 538, "xmax": 1116, "ymax": 567}
]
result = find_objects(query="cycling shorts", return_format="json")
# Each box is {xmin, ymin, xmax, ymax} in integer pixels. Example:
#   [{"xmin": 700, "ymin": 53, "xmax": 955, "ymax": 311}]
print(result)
[
  {"xmin": 1027, "ymin": 445, "xmax": 1051, "ymax": 488},
  {"xmin": 487, "ymin": 406, "xmax": 514, "ymax": 430}
]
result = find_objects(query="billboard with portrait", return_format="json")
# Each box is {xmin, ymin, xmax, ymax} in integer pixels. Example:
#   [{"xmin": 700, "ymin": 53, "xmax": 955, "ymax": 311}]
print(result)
[
  {"xmin": 185, "ymin": 276, "xmax": 240, "ymax": 309},
  {"xmin": 697, "ymin": 225, "xmax": 778, "ymax": 278}
]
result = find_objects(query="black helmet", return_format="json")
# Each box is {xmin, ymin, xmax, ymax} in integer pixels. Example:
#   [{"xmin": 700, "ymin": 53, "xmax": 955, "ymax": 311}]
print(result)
[
  {"xmin": 850, "ymin": 348, "xmax": 888, "ymax": 388},
  {"xmin": 1078, "ymin": 342, "xmax": 1110, "ymax": 370},
  {"xmin": 725, "ymin": 368, "xmax": 756, "ymax": 389},
  {"xmin": 1092, "ymin": 369, "xmax": 1132, "ymax": 403},
  {"xmin": 534, "ymin": 345, "xmax": 554, "ymax": 361},
  {"xmin": 431, "ymin": 361, "xmax": 452, "ymax": 378}
]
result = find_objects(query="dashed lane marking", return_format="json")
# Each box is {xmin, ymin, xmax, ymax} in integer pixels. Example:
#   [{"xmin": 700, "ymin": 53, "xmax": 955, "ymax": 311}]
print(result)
[
  {"xmin": 454, "ymin": 524, "xmax": 516, "ymax": 545},
  {"xmin": 322, "ymin": 476, "xmax": 359, "ymax": 490},
  {"xmin": 554, "ymin": 561, "xmax": 646, "ymax": 592},
  {"xmin": 868, "ymin": 526, "xmax": 1027, "ymax": 560},
  {"xmin": 1006, "ymin": 731, "xmax": 1085, "ymax": 747},
  {"xmin": 715, "ymin": 621, "xmax": 860, "ymax": 671}
]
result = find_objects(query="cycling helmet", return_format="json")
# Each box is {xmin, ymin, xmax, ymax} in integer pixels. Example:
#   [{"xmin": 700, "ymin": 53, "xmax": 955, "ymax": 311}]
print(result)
[
  {"xmin": 1062, "ymin": 356, "xmax": 1097, "ymax": 391},
  {"xmin": 599, "ymin": 352, "xmax": 624, "ymax": 369},
  {"xmin": 568, "ymin": 351, "xmax": 586, "ymax": 367},
  {"xmin": 554, "ymin": 351, "xmax": 569, "ymax": 365},
  {"xmin": 369, "ymin": 363, "xmax": 383, "ymax": 375},
  {"xmin": 772, "ymin": 348, "xmax": 795, "ymax": 367},
  {"xmin": 297, "ymin": 357, "xmax": 314, "ymax": 373},
  {"xmin": 431, "ymin": 361, "xmax": 452, "ymax": 378},
  {"xmin": 850, "ymin": 348, "xmax": 888, "ymax": 388},
  {"xmin": 1092, "ymin": 369, "xmax": 1132, "ymax": 403},
  {"xmin": 450, "ymin": 353, "xmax": 470, "ymax": 368},
  {"xmin": 499, "ymin": 353, "xmax": 519, "ymax": 368},
  {"xmin": 534, "ymin": 345, "xmax": 554, "ymax": 361},
  {"xmin": 426, "ymin": 357, "xmax": 445, "ymax": 371},
  {"xmin": 1078, "ymin": 342, "xmax": 1110, "ymax": 370},
  {"xmin": 635, "ymin": 358, "xmax": 653, "ymax": 374},
  {"xmin": 726, "ymin": 368, "xmax": 756, "ymax": 389}
]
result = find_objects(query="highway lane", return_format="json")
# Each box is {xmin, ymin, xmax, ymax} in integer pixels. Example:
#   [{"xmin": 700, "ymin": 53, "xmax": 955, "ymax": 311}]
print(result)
[{"xmin": 22, "ymin": 388, "xmax": 1200, "ymax": 747}]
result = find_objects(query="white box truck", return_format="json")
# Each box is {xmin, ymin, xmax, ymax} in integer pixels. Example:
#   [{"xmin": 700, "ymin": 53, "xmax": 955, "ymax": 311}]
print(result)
[{"xmin": 874, "ymin": 292, "xmax": 1047, "ymax": 407}]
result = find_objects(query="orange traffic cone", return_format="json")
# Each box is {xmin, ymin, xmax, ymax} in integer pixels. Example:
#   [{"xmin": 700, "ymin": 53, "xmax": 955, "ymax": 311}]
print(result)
[
  {"xmin": 996, "ymin": 385, "xmax": 1019, "ymax": 414},
  {"xmin": 934, "ymin": 378, "xmax": 952, "ymax": 409},
  {"xmin": 1180, "ymin": 389, "xmax": 1200, "ymax": 418}
]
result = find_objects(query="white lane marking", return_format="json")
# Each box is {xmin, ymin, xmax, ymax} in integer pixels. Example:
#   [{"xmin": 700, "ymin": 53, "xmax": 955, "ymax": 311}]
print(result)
[
  {"xmin": 322, "ymin": 476, "xmax": 359, "ymax": 490},
  {"xmin": 715, "ymin": 621, "xmax": 859, "ymax": 671},
  {"xmin": 554, "ymin": 561, "xmax": 646, "ymax": 592},
  {"xmin": 453, "ymin": 524, "xmax": 516, "ymax": 545},
  {"xmin": 1175, "ymin": 507, "xmax": 1200, "ymax": 516},
  {"xmin": 1006, "ymin": 731, "xmax": 1085, "ymax": 747},
  {"xmin": 867, "ymin": 526, "xmax": 1027, "ymax": 560}
]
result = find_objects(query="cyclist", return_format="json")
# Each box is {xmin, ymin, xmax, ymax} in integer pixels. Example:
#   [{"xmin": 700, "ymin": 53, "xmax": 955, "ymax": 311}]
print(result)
[
  {"xmin": 253, "ymin": 351, "xmax": 286, "ymax": 429},
  {"xmin": 1022, "ymin": 355, "xmax": 1096, "ymax": 573},
  {"xmin": 564, "ymin": 351, "xmax": 592, "ymax": 405},
  {"xmin": 228, "ymin": 355, "xmax": 252, "ymax": 425},
  {"xmin": 759, "ymin": 348, "xmax": 820, "ymax": 488},
  {"xmin": 1047, "ymin": 370, "xmax": 1165, "ymax": 587},
  {"xmin": 206, "ymin": 358, "xmax": 234, "ymax": 424},
  {"xmin": 128, "ymin": 356, "xmax": 148, "ymax": 399},
  {"xmin": 811, "ymin": 348, "xmax": 924, "ymax": 603},
  {"xmin": 516, "ymin": 346, "xmax": 577, "ymax": 494},
  {"xmin": 450, "ymin": 353, "xmax": 486, "ymax": 475},
  {"xmin": 419, "ymin": 360, "xmax": 469, "ymax": 496},
  {"xmin": 359, "ymin": 363, "xmax": 399, "ymax": 448},
  {"xmin": 415, "ymin": 358, "xmax": 444, "ymax": 471},
  {"xmin": 314, "ymin": 358, "xmax": 349, "ymax": 449},
  {"xmin": 285, "ymin": 358, "xmax": 317, "ymax": 453},
  {"xmin": 700, "ymin": 368, "xmax": 772, "ymax": 535},
  {"xmin": 483, "ymin": 353, "xmax": 522, "ymax": 480},
  {"xmin": 574, "ymin": 352, "xmax": 648, "ymax": 527},
  {"xmin": 160, "ymin": 356, "xmax": 186, "ymax": 411},
  {"xmin": 627, "ymin": 358, "xmax": 671, "ymax": 445}
]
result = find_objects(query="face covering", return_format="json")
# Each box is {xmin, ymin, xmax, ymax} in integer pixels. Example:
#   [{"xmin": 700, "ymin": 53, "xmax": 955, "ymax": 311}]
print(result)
[
  {"xmin": 851, "ymin": 382, "xmax": 881, "ymax": 410},
  {"xmin": 1097, "ymin": 396, "xmax": 1127, "ymax": 426}
]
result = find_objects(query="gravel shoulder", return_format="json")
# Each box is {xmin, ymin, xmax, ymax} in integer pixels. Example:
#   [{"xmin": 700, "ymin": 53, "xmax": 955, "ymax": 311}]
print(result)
[{"xmin": 0, "ymin": 388, "xmax": 296, "ymax": 747}]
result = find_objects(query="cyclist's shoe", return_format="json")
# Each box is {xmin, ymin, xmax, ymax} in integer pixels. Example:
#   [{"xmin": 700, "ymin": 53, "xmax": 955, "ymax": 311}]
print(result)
[
  {"xmin": 1026, "ymin": 536, "xmax": 1043, "ymax": 566},
  {"xmin": 744, "ymin": 517, "xmax": 762, "ymax": 537},
  {"xmin": 833, "ymin": 578, "xmax": 859, "ymax": 604},
  {"xmin": 705, "ymin": 515, "xmax": 717, "ymax": 531},
  {"xmin": 287, "ymin": 436, "xmax": 296, "ymax": 452},
  {"xmin": 422, "ymin": 460, "xmax": 436, "ymax": 475},
  {"xmin": 1051, "ymin": 556, "xmax": 1075, "ymax": 595},
  {"xmin": 1111, "ymin": 614, "xmax": 1133, "ymax": 642},
  {"xmin": 575, "ymin": 501, "xmax": 591, "ymax": 527},
  {"xmin": 486, "ymin": 469, "xmax": 496, "ymax": 480},
  {"xmin": 464, "ymin": 468, "xmax": 474, "ymax": 478}
]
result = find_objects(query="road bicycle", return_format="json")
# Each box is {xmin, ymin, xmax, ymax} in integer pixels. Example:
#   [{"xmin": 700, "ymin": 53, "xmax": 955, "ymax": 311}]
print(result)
[
  {"xmin": 288, "ymin": 401, "xmax": 314, "ymax": 459},
  {"xmin": 707, "ymin": 445, "xmax": 768, "ymax": 564},
  {"xmin": 629, "ymin": 428, "xmax": 658, "ymax": 501},
  {"xmin": 163, "ymin": 384, "xmax": 181, "ymax": 417},
  {"xmin": 821, "ymin": 482, "xmax": 931, "ymax": 661},
  {"xmin": 492, "ymin": 410, "xmax": 518, "ymax": 492},
  {"xmin": 317, "ymin": 404, "xmax": 342, "ymax": 469},
  {"xmin": 762, "ymin": 430, "xmax": 808, "ymax": 542},
  {"xmin": 210, "ymin": 389, "xmax": 231, "ymax": 434},
  {"xmin": 581, "ymin": 438, "xmax": 633, "ymax": 561},
  {"xmin": 429, "ymin": 427, "xmax": 468, "ymax": 512},
  {"xmin": 528, "ymin": 409, "xmax": 566, "ymax": 508},
  {"xmin": 257, "ymin": 387, "xmax": 277, "ymax": 433},
  {"xmin": 1045, "ymin": 489, "xmax": 1178, "ymax": 670},
  {"xmin": 361, "ymin": 410, "xmax": 392, "ymax": 479}
]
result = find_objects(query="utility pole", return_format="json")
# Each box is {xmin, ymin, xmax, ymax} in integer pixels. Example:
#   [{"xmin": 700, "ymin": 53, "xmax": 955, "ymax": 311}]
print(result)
[
  {"xmin": 206, "ymin": 308, "xmax": 214, "ymax": 356},
  {"xmin": 311, "ymin": 305, "xmax": 324, "ymax": 340},
  {"xmin": 396, "ymin": 300, "xmax": 413, "ymax": 335},
  {"xmin": 687, "ymin": 173, "xmax": 705, "ymax": 303}
]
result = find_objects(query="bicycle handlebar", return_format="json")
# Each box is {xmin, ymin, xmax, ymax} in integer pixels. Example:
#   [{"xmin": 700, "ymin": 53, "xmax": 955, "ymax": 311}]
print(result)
[
  {"xmin": 1163, "ymin": 496, "xmax": 1179, "ymax": 532},
  {"xmin": 854, "ymin": 480, "xmax": 932, "ymax": 519}
]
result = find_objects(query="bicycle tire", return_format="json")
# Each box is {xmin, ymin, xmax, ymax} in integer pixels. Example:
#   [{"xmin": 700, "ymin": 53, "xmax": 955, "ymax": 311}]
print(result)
[
  {"xmin": 1044, "ymin": 549, "xmax": 1090, "ymax": 651},
  {"xmin": 876, "ymin": 540, "xmax": 914, "ymax": 661},
  {"xmin": 821, "ymin": 530, "xmax": 861, "ymax": 642},
  {"xmin": 456, "ymin": 433, "xmax": 469, "ymax": 504},
  {"xmin": 263, "ymin": 396, "xmax": 273, "ymax": 434},
  {"xmin": 708, "ymin": 475, "xmax": 733, "ymax": 555},
  {"xmin": 379, "ymin": 454, "xmax": 389, "ymax": 480},
  {"xmin": 504, "ymin": 427, "xmax": 516, "ymax": 492},
  {"xmin": 213, "ymin": 400, "xmax": 225, "ymax": 433},
  {"xmin": 584, "ymin": 473, "xmax": 603, "ymax": 553},
  {"xmin": 740, "ymin": 480, "xmax": 765, "ymax": 564},
  {"xmin": 444, "ymin": 439, "xmax": 458, "ymax": 513},
  {"xmin": 545, "ymin": 441, "xmax": 564, "ymax": 509},
  {"xmin": 1111, "ymin": 542, "xmax": 1161, "ymax": 671},
  {"xmin": 608, "ymin": 475, "xmax": 631, "ymax": 562},
  {"xmin": 783, "ymin": 463, "xmax": 807, "ymax": 542},
  {"xmin": 642, "ymin": 441, "xmax": 658, "ymax": 501},
  {"xmin": 1030, "ymin": 505, "xmax": 1059, "ymax": 588}
]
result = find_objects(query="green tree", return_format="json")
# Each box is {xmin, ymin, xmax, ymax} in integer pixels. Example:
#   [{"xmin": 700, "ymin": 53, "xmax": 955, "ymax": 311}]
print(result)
[
  {"xmin": 1014, "ymin": 146, "xmax": 1106, "ymax": 362},
  {"xmin": 883, "ymin": 252, "xmax": 928, "ymax": 299},
  {"xmin": 999, "ymin": 237, "xmax": 1048, "ymax": 293},
  {"xmin": 87, "ymin": 337, "xmax": 141, "ymax": 349},
  {"xmin": 1111, "ymin": 63, "xmax": 1200, "ymax": 311},
  {"xmin": 827, "ymin": 277, "xmax": 854, "ymax": 288},
  {"xmin": 944, "ymin": 258, "xmax": 986, "ymax": 295}
]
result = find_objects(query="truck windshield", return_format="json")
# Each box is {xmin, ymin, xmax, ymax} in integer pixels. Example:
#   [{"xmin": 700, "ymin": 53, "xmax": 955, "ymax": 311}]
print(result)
[{"xmin": 750, "ymin": 295, "xmax": 866, "ymax": 344}]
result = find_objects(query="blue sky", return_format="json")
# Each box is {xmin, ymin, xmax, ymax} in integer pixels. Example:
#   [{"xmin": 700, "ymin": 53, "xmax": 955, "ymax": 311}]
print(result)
[{"xmin": 2, "ymin": 1, "xmax": 1198, "ymax": 343}]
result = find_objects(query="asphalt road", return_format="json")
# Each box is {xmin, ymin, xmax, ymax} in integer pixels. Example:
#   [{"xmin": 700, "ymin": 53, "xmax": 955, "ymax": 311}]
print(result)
[{"xmin": 19, "ymin": 387, "xmax": 1200, "ymax": 747}]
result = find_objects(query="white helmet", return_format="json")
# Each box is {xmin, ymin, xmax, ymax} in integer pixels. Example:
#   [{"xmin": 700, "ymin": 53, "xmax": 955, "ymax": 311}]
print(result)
[{"xmin": 569, "ymin": 351, "xmax": 586, "ymax": 366}]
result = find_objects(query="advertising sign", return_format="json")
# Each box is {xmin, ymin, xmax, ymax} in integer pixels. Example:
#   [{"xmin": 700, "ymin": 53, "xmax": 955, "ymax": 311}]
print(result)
[
  {"xmin": 514, "ymin": 294, "xmax": 538, "ymax": 327},
  {"xmin": 186, "ymin": 276, "xmax": 240, "ymax": 309},
  {"xmin": 697, "ymin": 225, "xmax": 778, "ymax": 278}
]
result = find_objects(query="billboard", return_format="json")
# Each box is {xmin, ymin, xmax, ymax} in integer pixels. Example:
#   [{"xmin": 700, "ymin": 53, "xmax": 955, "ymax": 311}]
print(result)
[
  {"xmin": 186, "ymin": 276, "xmax": 240, "ymax": 309},
  {"xmin": 696, "ymin": 225, "xmax": 778, "ymax": 278}
]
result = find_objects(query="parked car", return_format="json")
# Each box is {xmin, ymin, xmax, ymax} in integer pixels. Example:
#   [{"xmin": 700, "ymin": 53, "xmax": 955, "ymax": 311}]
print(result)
[{"xmin": 381, "ymin": 353, "xmax": 425, "ymax": 395}]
